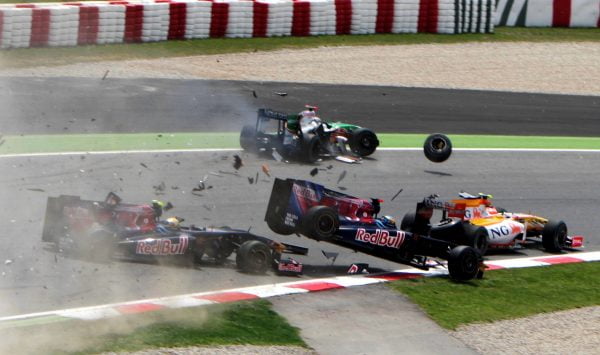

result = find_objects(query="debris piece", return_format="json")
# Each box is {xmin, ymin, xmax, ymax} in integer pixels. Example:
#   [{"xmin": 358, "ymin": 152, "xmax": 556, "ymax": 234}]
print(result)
[
  {"xmin": 338, "ymin": 186, "xmax": 347, "ymax": 191},
  {"xmin": 327, "ymin": 165, "xmax": 333, "ymax": 170},
  {"xmin": 274, "ymin": 92, "xmax": 288, "ymax": 97},
  {"xmin": 255, "ymin": 172, "xmax": 259, "ymax": 184},
  {"xmin": 164, "ymin": 202, "xmax": 174, "ymax": 211},
  {"xmin": 26, "ymin": 188, "xmax": 45, "ymax": 192},
  {"xmin": 335, "ymin": 156, "xmax": 360, "ymax": 164},
  {"xmin": 153, "ymin": 182, "xmax": 166, "ymax": 195},
  {"xmin": 272, "ymin": 150, "xmax": 283, "ymax": 162},
  {"xmin": 171, "ymin": 186, "xmax": 179, "ymax": 190},
  {"xmin": 157, "ymin": 134, "xmax": 163, "ymax": 138},
  {"xmin": 175, "ymin": 161, "xmax": 180, "ymax": 165},
  {"xmin": 247, "ymin": 176, "xmax": 254, "ymax": 184},
  {"xmin": 233, "ymin": 155, "xmax": 243, "ymax": 170},
  {"xmin": 347, "ymin": 263, "xmax": 369, "ymax": 274},
  {"xmin": 91, "ymin": 118, "xmax": 96, "ymax": 122},
  {"xmin": 252, "ymin": 90, "xmax": 257, "ymax": 98},
  {"xmin": 209, "ymin": 172, "xmax": 223, "ymax": 177},
  {"xmin": 391, "ymin": 188, "xmax": 403, "ymax": 201},
  {"xmin": 140, "ymin": 163, "xmax": 150, "ymax": 169},
  {"xmin": 337, "ymin": 170, "xmax": 347, "ymax": 184},
  {"xmin": 321, "ymin": 251, "xmax": 338, "ymax": 264},
  {"xmin": 261, "ymin": 164, "xmax": 271, "ymax": 177},
  {"xmin": 102, "ymin": 70, "xmax": 109, "ymax": 80},
  {"xmin": 4, "ymin": 260, "xmax": 12, "ymax": 265},
  {"xmin": 310, "ymin": 168, "xmax": 319, "ymax": 177}
]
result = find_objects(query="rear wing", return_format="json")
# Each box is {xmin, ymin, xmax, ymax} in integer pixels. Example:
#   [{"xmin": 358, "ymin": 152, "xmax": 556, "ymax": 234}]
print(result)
[
  {"xmin": 258, "ymin": 108, "xmax": 289, "ymax": 122},
  {"xmin": 417, "ymin": 196, "xmax": 466, "ymax": 219},
  {"xmin": 265, "ymin": 178, "xmax": 296, "ymax": 227}
]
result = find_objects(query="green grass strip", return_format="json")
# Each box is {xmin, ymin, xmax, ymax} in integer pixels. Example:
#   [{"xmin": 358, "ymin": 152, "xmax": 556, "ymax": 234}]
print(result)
[
  {"xmin": 389, "ymin": 262, "xmax": 600, "ymax": 330},
  {"xmin": 0, "ymin": 315, "xmax": 70, "ymax": 330},
  {"xmin": 1, "ymin": 132, "xmax": 599, "ymax": 155},
  {"xmin": 1, "ymin": 27, "xmax": 599, "ymax": 69}
]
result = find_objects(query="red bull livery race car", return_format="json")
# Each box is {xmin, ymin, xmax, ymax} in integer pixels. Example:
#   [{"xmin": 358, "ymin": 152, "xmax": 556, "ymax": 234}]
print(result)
[
  {"xmin": 42, "ymin": 193, "xmax": 307, "ymax": 274},
  {"xmin": 264, "ymin": 178, "xmax": 484, "ymax": 281},
  {"xmin": 401, "ymin": 192, "xmax": 584, "ymax": 255}
]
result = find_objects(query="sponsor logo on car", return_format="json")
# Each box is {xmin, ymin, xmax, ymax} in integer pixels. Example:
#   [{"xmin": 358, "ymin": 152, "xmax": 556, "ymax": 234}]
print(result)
[
  {"xmin": 355, "ymin": 228, "xmax": 405, "ymax": 249},
  {"xmin": 292, "ymin": 184, "xmax": 318, "ymax": 202},
  {"xmin": 136, "ymin": 236, "xmax": 189, "ymax": 255}
]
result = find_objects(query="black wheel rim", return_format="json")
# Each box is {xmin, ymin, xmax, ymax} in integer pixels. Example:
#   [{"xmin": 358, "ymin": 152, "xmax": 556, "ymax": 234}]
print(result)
[
  {"xmin": 361, "ymin": 136, "xmax": 372, "ymax": 148},
  {"xmin": 431, "ymin": 138, "xmax": 446, "ymax": 151},
  {"xmin": 250, "ymin": 249, "xmax": 268, "ymax": 269},
  {"xmin": 556, "ymin": 224, "xmax": 567, "ymax": 247},
  {"xmin": 318, "ymin": 215, "xmax": 335, "ymax": 234},
  {"xmin": 463, "ymin": 251, "xmax": 478, "ymax": 273}
]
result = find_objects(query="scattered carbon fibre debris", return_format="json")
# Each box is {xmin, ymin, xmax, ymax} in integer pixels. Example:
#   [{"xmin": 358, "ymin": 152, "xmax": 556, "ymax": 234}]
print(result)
[
  {"xmin": 91, "ymin": 118, "xmax": 96, "ymax": 122},
  {"xmin": 219, "ymin": 170, "xmax": 241, "ymax": 177},
  {"xmin": 337, "ymin": 170, "xmax": 347, "ymax": 184},
  {"xmin": 327, "ymin": 165, "xmax": 333, "ymax": 170},
  {"xmin": 272, "ymin": 149, "xmax": 283, "ymax": 162},
  {"xmin": 310, "ymin": 168, "xmax": 319, "ymax": 176},
  {"xmin": 209, "ymin": 172, "xmax": 223, "ymax": 177},
  {"xmin": 4, "ymin": 260, "xmax": 13, "ymax": 265},
  {"xmin": 274, "ymin": 92, "xmax": 287, "ymax": 97},
  {"xmin": 321, "ymin": 250, "xmax": 338, "ymax": 264},
  {"xmin": 157, "ymin": 134, "xmax": 163, "ymax": 138},
  {"xmin": 247, "ymin": 176, "xmax": 254, "ymax": 184},
  {"xmin": 171, "ymin": 186, "xmax": 179, "ymax": 190},
  {"xmin": 261, "ymin": 164, "xmax": 271, "ymax": 177},
  {"xmin": 233, "ymin": 155, "xmax": 243, "ymax": 170},
  {"xmin": 153, "ymin": 182, "xmax": 166, "ymax": 195},
  {"xmin": 140, "ymin": 163, "xmax": 150, "ymax": 169},
  {"xmin": 80, "ymin": 155, "xmax": 86, "ymax": 160},
  {"xmin": 102, "ymin": 70, "xmax": 109, "ymax": 80},
  {"xmin": 391, "ymin": 188, "xmax": 403, "ymax": 201},
  {"xmin": 26, "ymin": 188, "xmax": 45, "ymax": 192},
  {"xmin": 338, "ymin": 186, "xmax": 347, "ymax": 191},
  {"xmin": 175, "ymin": 161, "xmax": 180, "ymax": 165},
  {"xmin": 164, "ymin": 202, "xmax": 174, "ymax": 211},
  {"xmin": 252, "ymin": 90, "xmax": 257, "ymax": 98}
]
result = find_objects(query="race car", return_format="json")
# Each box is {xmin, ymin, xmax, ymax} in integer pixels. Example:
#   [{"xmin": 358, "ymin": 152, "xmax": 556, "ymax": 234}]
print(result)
[
  {"xmin": 240, "ymin": 107, "xmax": 452, "ymax": 163},
  {"xmin": 264, "ymin": 178, "xmax": 485, "ymax": 281},
  {"xmin": 400, "ymin": 192, "xmax": 584, "ymax": 255},
  {"xmin": 42, "ymin": 193, "xmax": 308, "ymax": 274}
]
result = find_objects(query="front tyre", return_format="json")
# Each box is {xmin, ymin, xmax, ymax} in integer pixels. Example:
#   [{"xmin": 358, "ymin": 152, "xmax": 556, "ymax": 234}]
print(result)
[
  {"xmin": 236, "ymin": 240, "xmax": 272, "ymax": 274},
  {"xmin": 464, "ymin": 225, "xmax": 489, "ymax": 255},
  {"xmin": 424, "ymin": 133, "xmax": 452, "ymax": 163},
  {"xmin": 447, "ymin": 246, "xmax": 482, "ymax": 281},
  {"xmin": 303, "ymin": 134, "xmax": 322, "ymax": 163},
  {"xmin": 240, "ymin": 125, "xmax": 257, "ymax": 151},
  {"xmin": 350, "ymin": 128, "xmax": 379, "ymax": 157},
  {"xmin": 302, "ymin": 206, "xmax": 339, "ymax": 241},
  {"xmin": 542, "ymin": 220, "xmax": 568, "ymax": 252}
]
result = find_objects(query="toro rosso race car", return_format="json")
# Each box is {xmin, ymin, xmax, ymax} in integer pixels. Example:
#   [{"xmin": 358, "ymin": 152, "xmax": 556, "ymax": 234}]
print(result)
[
  {"xmin": 240, "ymin": 107, "xmax": 452, "ymax": 163},
  {"xmin": 401, "ymin": 192, "xmax": 584, "ymax": 255},
  {"xmin": 264, "ymin": 178, "xmax": 484, "ymax": 281},
  {"xmin": 42, "ymin": 193, "xmax": 307, "ymax": 274}
]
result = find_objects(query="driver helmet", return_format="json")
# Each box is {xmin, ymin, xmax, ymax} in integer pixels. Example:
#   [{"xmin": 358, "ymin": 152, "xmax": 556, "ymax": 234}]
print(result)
[
  {"xmin": 152, "ymin": 200, "xmax": 165, "ymax": 218},
  {"xmin": 165, "ymin": 217, "xmax": 182, "ymax": 229},
  {"xmin": 299, "ymin": 105, "xmax": 318, "ymax": 119},
  {"xmin": 381, "ymin": 215, "xmax": 396, "ymax": 228}
]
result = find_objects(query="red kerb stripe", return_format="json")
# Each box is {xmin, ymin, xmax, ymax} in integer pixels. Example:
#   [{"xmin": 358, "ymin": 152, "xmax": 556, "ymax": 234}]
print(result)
[
  {"xmin": 210, "ymin": 1, "xmax": 229, "ymax": 38},
  {"xmin": 552, "ymin": 0, "xmax": 571, "ymax": 27},
  {"xmin": 116, "ymin": 303, "xmax": 164, "ymax": 314},
  {"xmin": 0, "ymin": 11, "xmax": 4, "ymax": 47},
  {"xmin": 334, "ymin": 0, "xmax": 352, "ymax": 35},
  {"xmin": 30, "ymin": 8, "xmax": 51, "ymax": 47},
  {"xmin": 168, "ymin": 2, "xmax": 187, "ymax": 40},
  {"xmin": 253, "ymin": 1, "xmax": 269, "ymax": 37},
  {"xmin": 196, "ymin": 292, "xmax": 259, "ymax": 303},
  {"xmin": 368, "ymin": 272, "xmax": 423, "ymax": 281},
  {"xmin": 292, "ymin": 1, "xmax": 311, "ymax": 36},
  {"xmin": 534, "ymin": 256, "xmax": 583, "ymax": 265},
  {"xmin": 376, "ymin": 0, "xmax": 394, "ymax": 33},
  {"xmin": 287, "ymin": 281, "xmax": 344, "ymax": 292}
]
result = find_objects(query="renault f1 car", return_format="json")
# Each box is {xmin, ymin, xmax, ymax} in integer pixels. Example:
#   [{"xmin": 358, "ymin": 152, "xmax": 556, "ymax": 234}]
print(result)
[
  {"xmin": 401, "ymin": 192, "xmax": 584, "ymax": 255},
  {"xmin": 42, "ymin": 193, "xmax": 307, "ymax": 274},
  {"xmin": 240, "ymin": 108, "xmax": 452, "ymax": 163},
  {"xmin": 264, "ymin": 178, "xmax": 484, "ymax": 281}
]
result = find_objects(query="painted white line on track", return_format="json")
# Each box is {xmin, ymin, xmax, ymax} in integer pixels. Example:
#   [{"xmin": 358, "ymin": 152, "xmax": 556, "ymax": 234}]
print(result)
[{"xmin": 1, "ymin": 147, "xmax": 599, "ymax": 159}]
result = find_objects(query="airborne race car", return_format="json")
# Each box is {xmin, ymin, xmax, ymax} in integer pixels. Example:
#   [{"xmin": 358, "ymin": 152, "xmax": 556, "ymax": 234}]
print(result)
[
  {"xmin": 42, "ymin": 193, "xmax": 307, "ymax": 274},
  {"xmin": 264, "ymin": 178, "xmax": 485, "ymax": 281},
  {"xmin": 240, "ymin": 108, "xmax": 452, "ymax": 163},
  {"xmin": 400, "ymin": 192, "xmax": 584, "ymax": 255}
]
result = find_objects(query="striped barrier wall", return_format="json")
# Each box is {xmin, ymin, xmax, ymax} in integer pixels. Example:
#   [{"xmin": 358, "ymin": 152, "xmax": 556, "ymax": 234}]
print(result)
[
  {"xmin": 0, "ymin": 251, "xmax": 598, "ymax": 329},
  {"xmin": 495, "ymin": 0, "xmax": 600, "ymax": 27},
  {"xmin": 0, "ymin": 0, "xmax": 494, "ymax": 49}
]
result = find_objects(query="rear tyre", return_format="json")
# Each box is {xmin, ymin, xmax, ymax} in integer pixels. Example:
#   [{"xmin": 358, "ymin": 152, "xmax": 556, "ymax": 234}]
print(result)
[
  {"xmin": 236, "ymin": 240, "xmax": 272, "ymax": 274},
  {"xmin": 350, "ymin": 128, "xmax": 379, "ymax": 157},
  {"xmin": 240, "ymin": 125, "xmax": 257, "ymax": 151},
  {"xmin": 303, "ymin": 134, "xmax": 322, "ymax": 163},
  {"xmin": 447, "ymin": 246, "xmax": 482, "ymax": 281},
  {"xmin": 542, "ymin": 220, "xmax": 568, "ymax": 252},
  {"xmin": 400, "ymin": 212, "xmax": 416, "ymax": 232},
  {"xmin": 302, "ymin": 206, "xmax": 339, "ymax": 241},
  {"xmin": 424, "ymin": 133, "xmax": 452, "ymax": 163},
  {"xmin": 464, "ymin": 225, "xmax": 489, "ymax": 255}
]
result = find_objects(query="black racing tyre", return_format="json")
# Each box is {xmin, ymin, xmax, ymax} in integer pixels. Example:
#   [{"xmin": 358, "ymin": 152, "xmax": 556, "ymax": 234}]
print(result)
[
  {"xmin": 400, "ymin": 212, "xmax": 416, "ymax": 232},
  {"xmin": 266, "ymin": 214, "xmax": 295, "ymax": 236},
  {"xmin": 236, "ymin": 240, "xmax": 272, "ymax": 274},
  {"xmin": 302, "ymin": 134, "xmax": 322, "ymax": 163},
  {"xmin": 240, "ymin": 125, "xmax": 257, "ymax": 151},
  {"xmin": 423, "ymin": 133, "xmax": 452, "ymax": 163},
  {"xmin": 542, "ymin": 220, "xmax": 568, "ymax": 252},
  {"xmin": 302, "ymin": 206, "xmax": 339, "ymax": 241},
  {"xmin": 464, "ymin": 225, "xmax": 489, "ymax": 255},
  {"xmin": 350, "ymin": 128, "xmax": 379, "ymax": 157},
  {"xmin": 447, "ymin": 246, "xmax": 482, "ymax": 281}
]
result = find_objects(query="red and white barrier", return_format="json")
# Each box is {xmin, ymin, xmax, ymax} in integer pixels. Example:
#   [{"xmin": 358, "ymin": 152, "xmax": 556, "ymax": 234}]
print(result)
[
  {"xmin": 0, "ymin": 0, "xmax": 495, "ymax": 49},
  {"xmin": 495, "ymin": 0, "xmax": 600, "ymax": 27}
]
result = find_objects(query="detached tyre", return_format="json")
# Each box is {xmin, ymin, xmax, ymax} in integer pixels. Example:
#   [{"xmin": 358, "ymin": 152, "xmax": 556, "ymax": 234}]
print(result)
[
  {"xmin": 448, "ymin": 246, "xmax": 482, "ymax": 281},
  {"xmin": 464, "ymin": 225, "xmax": 489, "ymax": 255},
  {"xmin": 302, "ymin": 206, "xmax": 339, "ymax": 241},
  {"xmin": 350, "ymin": 128, "xmax": 379, "ymax": 157},
  {"xmin": 240, "ymin": 125, "xmax": 257, "ymax": 151},
  {"xmin": 542, "ymin": 220, "xmax": 568, "ymax": 252},
  {"xmin": 236, "ymin": 240, "xmax": 272, "ymax": 274},
  {"xmin": 424, "ymin": 133, "xmax": 452, "ymax": 163},
  {"xmin": 303, "ymin": 134, "xmax": 322, "ymax": 163},
  {"xmin": 400, "ymin": 212, "xmax": 416, "ymax": 232}
]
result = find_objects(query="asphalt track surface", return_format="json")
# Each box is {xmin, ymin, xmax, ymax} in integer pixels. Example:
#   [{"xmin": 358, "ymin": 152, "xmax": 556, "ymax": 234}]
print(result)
[
  {"xmin": 1, "ymin": 149, "xmax": 599, "ymax": 318},
  {"xmin": 1, "ymin": 77, "xmax": 600, "ymax": 136}
]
